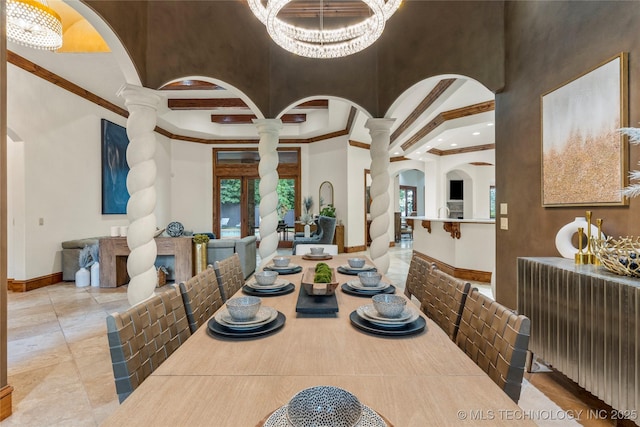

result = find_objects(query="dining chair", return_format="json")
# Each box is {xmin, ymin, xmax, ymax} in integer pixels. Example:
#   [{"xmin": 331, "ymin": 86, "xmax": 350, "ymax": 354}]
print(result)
[
  {"xmin": 421, "ymin": 266, "xmax": 471, "ymax": 341},
  {"xmin": 294, "ymin": 244, "xmax": 339, "ymax": 255},
  {"xmin": 213, "ymin": 253, "xmax": 245, "ymax": 302},
  {"xmin": 403, "ymin": 252, "xmax": 433, "ymax": 304},
  {"xmin": 292, "ymin": 215, "xmax": 337, "ymax": 254},
  {"xmin": 178, "ymin": 265, "xmax": 223, "ymax": 333},
  {"xmin": 455, "ymin": 288, "xmax": 531, "ymax": 403},
  {"xmin": 106, "ymin": 287, "xmax": 191, "ymax": 403}
]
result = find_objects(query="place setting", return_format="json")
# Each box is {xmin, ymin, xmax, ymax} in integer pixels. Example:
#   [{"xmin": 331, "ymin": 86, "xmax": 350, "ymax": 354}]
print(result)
[
  {"xmin": 337, "ymin": 257, "xmax": 377, "ymax": 275},
  {"xmin": 264, "ymin": 256, "xmax": 303, "ymax": 275},
  {"xmin": 341, "ymin": 271, "xmax": 396, "ymax": 297},
  {"xmin": 208, "ymin": 296, "xmax": 286, "ymax": 339},
  {"xmin": 243, "ymin": 270, "xmax": 295, "ymax": 296},
  {"xmin": 350, "ymin": 294, "xmax": 426, "ymax": 337},
  {"xmin": 300, "ymin": 246, "xmax": 333, "ymax": 260},
  {"xmin": 260, "ymin": 385, "xmax": 392, "ymax": 427}
]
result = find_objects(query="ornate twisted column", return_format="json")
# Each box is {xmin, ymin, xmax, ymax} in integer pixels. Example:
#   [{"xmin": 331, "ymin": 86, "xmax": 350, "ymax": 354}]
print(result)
[
  {"xmin": 254, "ymin": 119, "xmax": 283, "ymax": 266},
  {"xmin": 117, "ymin": 84, "xmax": 161, "ymax": 306},
  {"xmin": 366, "ymin": 118, "xmax": 395, "ymax": 274}
]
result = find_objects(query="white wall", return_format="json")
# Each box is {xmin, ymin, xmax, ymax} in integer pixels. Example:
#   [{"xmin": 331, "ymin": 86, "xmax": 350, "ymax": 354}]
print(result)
[
  {"xmin": 346, "ymin": 144, "xmax": 373, "ymax": 248},
  {"xmin": 7, "ymin": 65, "xmax": 172, "ymax": 280},
  {"xmin": 7, "ymin": 136, "xmax": 25, "ymax": 279}
]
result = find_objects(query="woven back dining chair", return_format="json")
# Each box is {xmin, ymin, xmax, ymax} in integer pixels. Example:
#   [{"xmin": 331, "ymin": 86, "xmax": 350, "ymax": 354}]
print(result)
[
  {"xmin": 178, "ymin": 265, "xmax": 223, "ymax": 333},
  {"xmin": 213, "ymin": 253, "xmax": 245, "ymax": 302},
  {"xmin": 455, "ymin": 288, "xmax": 530, "ymax": 403},
  {"xmin": 421, "ymin": 266, "xmax": 471, "ymax": 341},
  {"xmin": 106, "ymin": 287, "xmax": 191, "ymax": 403},
  {"xmin": 403, "ymin": 252, "xmax": 433, "ymax": 304}
]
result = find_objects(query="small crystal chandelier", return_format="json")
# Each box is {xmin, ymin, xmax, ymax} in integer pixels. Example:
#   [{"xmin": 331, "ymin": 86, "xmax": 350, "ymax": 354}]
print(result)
[
  {"xmin": 6, "ymin": 0, "xmax": 63, "ymax": 51},
  {"xmin": 247, "ymin": 0, "xmax": 401, "ymax": 59}
]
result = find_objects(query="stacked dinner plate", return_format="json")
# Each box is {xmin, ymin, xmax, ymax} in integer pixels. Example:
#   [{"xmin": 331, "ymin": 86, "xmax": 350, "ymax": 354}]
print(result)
[
  {"xmin": 243, "ymin": 277, "xmax": 295, "ymax": 296},
  {"xmin": 356, "ymin": 304, "xmax": 420, "ymax": 328},
  {"xmin": 209, "ymin": 305, "xmax": 286, "ymax": 338},
  {"xmin": 350, "ymin": 303, "xmax": 426, "ymax": 336},
  {"xmin": 337, "ymin": 263, "xmax": 377, "ymax": 275},
  {"xmin": 264, "ymin": 263, "xmax": 303, "ymax": 275},
  {"xmin": 341, "ymin": 280, "xmax": 396, "ymax": 297}
]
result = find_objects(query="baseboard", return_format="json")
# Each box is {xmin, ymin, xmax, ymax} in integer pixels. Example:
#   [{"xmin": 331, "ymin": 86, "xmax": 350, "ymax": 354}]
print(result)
[
  {"xmin": 413, "ymin": 251, "xmax": 491, "ymax": 283},
  {"xmin": 8, "ymin": 272, "xmax": 64, "ymax": 292},
  {"xmin": 0, "ymin": 385, "xmax": 14, "ymax": 421}
]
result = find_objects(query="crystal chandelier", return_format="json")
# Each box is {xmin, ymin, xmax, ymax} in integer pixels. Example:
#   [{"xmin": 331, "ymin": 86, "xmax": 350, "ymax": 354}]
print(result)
[
  {"xmin": 247, "ymin": 0, "xmax": 401, "ymax": 59},
  {"xmin": 6, "ymin": 0, "xmax": 63, "ymax": 50}
]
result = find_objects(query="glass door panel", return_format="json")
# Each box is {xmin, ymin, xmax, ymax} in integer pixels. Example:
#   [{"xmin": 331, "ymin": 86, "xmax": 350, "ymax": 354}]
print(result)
[{"xmin": 219, "ymin": 178, "xmax": 242, "ymax": 238}]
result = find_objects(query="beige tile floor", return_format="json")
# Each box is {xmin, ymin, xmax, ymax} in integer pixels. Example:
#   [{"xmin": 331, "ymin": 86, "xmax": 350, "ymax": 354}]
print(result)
[{"xmin": 3, "ymin": 242, "xmax": 571, "ymax": 427}]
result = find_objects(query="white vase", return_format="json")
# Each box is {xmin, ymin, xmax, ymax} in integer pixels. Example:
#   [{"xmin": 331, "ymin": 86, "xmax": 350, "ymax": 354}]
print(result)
[
  {"xmin": 555, "ymin": 216, "xmax": 602, "ymax": 259},
  {"xmin": 90, "ymin": 262, "xmax": 100, "ymax": 287},
  {"xmin": 304, "ymin": 224, "xmax": 311, "ymax": 238},
  {"xmin": 75, "ymin": 267, "xmax": 90, "ymax": 287}
]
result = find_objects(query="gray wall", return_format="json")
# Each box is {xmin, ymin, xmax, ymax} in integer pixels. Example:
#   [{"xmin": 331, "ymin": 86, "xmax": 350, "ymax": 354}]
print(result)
[{"xmin": 496, "ymin": 1, "xmax": 640, "ymax": 307}]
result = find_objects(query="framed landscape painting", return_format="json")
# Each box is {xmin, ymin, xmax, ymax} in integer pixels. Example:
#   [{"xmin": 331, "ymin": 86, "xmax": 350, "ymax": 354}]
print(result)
[
  {"xmin": 541, "ymin": 53, "xmax": 628, "ymax": 207},
  {"xmin": 101, "ymin": 119, "xmax": 130, "ymax": 214}
]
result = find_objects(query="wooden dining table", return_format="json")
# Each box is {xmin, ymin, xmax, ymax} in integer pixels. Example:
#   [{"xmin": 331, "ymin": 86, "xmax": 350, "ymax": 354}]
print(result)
[{"xmin": 101, "ymin": 254, "xmax": 535, "ymax": 426}]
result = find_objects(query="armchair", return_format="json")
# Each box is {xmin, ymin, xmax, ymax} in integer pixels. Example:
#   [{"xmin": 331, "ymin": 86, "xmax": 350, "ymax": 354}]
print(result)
[{"xmin": 292, "ymin": 215, "xmax": 337, "ymax": 255}]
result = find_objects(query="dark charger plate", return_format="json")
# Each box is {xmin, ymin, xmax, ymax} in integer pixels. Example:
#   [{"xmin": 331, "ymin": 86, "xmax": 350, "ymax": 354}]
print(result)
[
  {"xmin": 341, "ymin": 283, "xmax": 396, "ymax": 297},
  {"xmin": 263, "ymin": 265, "xmax": 303, "ymax": 275},
  {"xmin": 208, "ymin": 312, "xmax": 286, "ymax": 339},
  {"xmin": 349, "ymin": 311, "xmax": 426, "ymax": 337},
  {"xmin": 242, "ymin": 283, "xmax": 295, "ymax": 297},
  {"xmin": 337, "ymin": 266, "xmax": 377, "ymax": 276}
]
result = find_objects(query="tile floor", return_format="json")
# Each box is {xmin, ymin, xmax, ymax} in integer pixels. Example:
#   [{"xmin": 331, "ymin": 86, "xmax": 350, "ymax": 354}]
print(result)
[{"xmin": 3, "ymin": 242, "xmax": 633, "ymax": 426}]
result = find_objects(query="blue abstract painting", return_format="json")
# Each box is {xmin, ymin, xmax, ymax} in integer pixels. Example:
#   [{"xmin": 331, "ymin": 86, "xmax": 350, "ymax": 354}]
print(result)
[{"xmin": 101, "ymin": 119, "xmax": 130, "ymax": 214}]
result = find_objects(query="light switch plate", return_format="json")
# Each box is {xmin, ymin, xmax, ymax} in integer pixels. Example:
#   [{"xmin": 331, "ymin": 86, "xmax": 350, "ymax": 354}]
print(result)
[
  {"xmin": 500, "ymin": 203, "xmax": 508, "ymax": 215},
  {"xmin": 500, "ymin": 217, "xmax": 508, "ymax": 230}
]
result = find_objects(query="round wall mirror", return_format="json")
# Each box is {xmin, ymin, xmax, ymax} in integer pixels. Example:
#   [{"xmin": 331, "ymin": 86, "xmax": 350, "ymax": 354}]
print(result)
[{"xmin": 319, "ymin": 181, "xmax": 334, "ymax": 208}]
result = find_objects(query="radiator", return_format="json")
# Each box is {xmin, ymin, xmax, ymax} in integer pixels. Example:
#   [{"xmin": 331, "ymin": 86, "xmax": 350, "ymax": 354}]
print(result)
[{"xmin": 517, "ymin": 257, "xmax": 639, "ymax": 417}]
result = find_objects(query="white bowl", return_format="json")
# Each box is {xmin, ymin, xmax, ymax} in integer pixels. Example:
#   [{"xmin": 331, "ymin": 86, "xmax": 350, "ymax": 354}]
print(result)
[
  {"xmin": 309, "ymin": 247, "xmax": 325, "ymax": 255},
  {"xmin": 358, "ymin": 271, "xmax": 382, "ymax": 287},
  {"xmin": 348, "ymin": 258, "xmax": 366, "ymax": 268},
  {"xmin": 372, "ymin": 294, "xmax": 406, "ymax": 318},
  {"xmin": 286, "ymin": 386, "xmax": 363, "ymax": 427},
  {"xmin": 255, "ymin": 270, "xmax": 278, "ymax": 286},
  {"xmin": 273, "ymin": 256, "xmax": 290, "ymax": 267},
  {"xmin": 225, "ymin": 296, "xmax": 261, "ymax": 321}
]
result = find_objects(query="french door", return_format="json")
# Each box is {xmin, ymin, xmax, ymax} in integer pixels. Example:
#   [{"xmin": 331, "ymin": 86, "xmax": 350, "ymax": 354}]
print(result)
[
  {"xmin": 399, "ymin": 185, "xmax": 417, "ymax": 217},
  {"xmin": 213, "ymin": 148, "xmax": 301, "ymax": 247}
]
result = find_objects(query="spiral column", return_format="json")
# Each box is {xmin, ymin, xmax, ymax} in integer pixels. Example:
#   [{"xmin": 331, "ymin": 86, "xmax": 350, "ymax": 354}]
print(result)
[
  {"xmin": 254, "ymin": 119, "xmax": 283, "ymax": 266},
  {"xmin": 117, "ymin": 84, "xmax": 161, "ymax": 306},
  {"xmin": 365, "ymin": 118, "xmax": 395, "ymax": 274}
]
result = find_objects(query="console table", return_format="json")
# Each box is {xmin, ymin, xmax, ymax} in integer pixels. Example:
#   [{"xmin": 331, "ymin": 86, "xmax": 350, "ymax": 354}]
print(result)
[
  {"xmin": 99, "ymin": 237, "xmax": 192, "ymax": 288},
  {"xmin": 517, "ymin": 257, "xmax": 640, "ymax": 416}
]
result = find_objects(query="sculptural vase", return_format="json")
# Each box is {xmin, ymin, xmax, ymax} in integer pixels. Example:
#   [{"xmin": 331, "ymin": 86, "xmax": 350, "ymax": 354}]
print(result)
[
  {"xmin": 193, "ymin": 242, "xmax": 207, "ymax": 274},
  {"xmin": 75, "ymin": 267, "xmax": 90, "ymax": 288},
  {"xmin": 90, "ymin": 262, "xmax": 100, "ymax": 287}
]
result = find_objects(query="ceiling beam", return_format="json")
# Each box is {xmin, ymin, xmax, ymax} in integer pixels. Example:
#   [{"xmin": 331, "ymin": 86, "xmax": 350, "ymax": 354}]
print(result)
[
  {"xmin": 295, "ymin": 99, "xmax": 329, "ymax": 109},
  {"xmin": 401, "ymin": 100, "xmax": 495, "ymax": 152},
  {"xmin": 428, "ymin": 143, "xmax": 495, "ymax": 156},
  {"xmin": 349, "ymin": 140, "xmax": 369, "ymax": 150},
  {"xmin": 211, "ymin": 114, "xmax": 306, "ymax": 124},
  {"xmin": 390, "ymin": 78, "xmax": 457, "ymax": 143},
  {"xmin": 168, "ymin": 98, "xmax": 249, "ymax": 110}
]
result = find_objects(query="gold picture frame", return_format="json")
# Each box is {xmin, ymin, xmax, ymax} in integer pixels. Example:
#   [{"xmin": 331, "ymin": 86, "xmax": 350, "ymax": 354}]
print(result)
[{"xmin": 541, "ymin": 52, "xmax": 628, "ymax": 207}]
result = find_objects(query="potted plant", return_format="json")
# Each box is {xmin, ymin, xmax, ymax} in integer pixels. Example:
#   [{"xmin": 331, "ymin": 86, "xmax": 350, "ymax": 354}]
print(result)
[
  {"xmin": 192, "ymin": 234, "xmax": 210, "ymax": 274},
  {"xmin": 319, "ymin": 204, "xmax": 336, "ymax": 218},
  {"xmin": 75, "ymin": 245, "xmax": 92, "ymax": 287}
]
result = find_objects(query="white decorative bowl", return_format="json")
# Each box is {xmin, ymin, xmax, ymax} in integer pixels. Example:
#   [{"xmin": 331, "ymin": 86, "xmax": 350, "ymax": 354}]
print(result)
[
  {"xmin": 286, "ymin": 386, "xmax": 363, "ymax": 427},
  {"xmin": 226, "ymin": 296, "xmax": 261, "ymax": 321},
  {"xmin": 255, "ymin": 270, "xmax": 279, "ymax": 286},
  {"xmin": 273, "ymin": 257, "xmax": 291, "ymax": 268},
  {"xmin": 372, "ymin": 294, "xmax": 406, "ymax": 318},
  {"xmin": 348, "ymin": 258, "xmax": 366, "ymax": 268},
  {"xmin": 358, "ymin": 271, "xmax": 382, "ymax": 287},
  {"xmin": 309, "ymin": 247, "xmax": 325, "ymax": 255}
]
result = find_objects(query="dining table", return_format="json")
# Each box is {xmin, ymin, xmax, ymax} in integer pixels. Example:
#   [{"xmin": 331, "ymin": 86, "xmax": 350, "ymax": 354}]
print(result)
[{"xmin": 101, "ymin": 254, "xmax": 535, "ymax": 426}]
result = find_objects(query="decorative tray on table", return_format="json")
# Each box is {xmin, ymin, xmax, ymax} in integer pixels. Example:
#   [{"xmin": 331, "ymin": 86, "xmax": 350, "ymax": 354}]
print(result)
[{"xmin": 295, "ymin": 267, "xmax": 339, "ymax": 314}]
